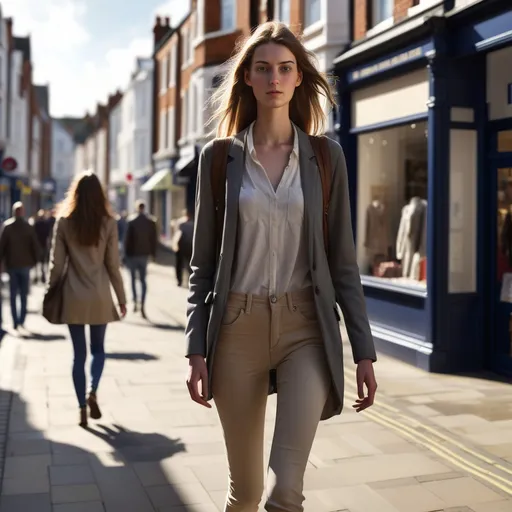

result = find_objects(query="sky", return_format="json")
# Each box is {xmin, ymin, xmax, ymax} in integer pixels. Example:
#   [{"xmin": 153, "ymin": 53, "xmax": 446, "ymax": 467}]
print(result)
[{"xmin": 3, "ymin": 0, "xmax": 190, "ymax": 118}]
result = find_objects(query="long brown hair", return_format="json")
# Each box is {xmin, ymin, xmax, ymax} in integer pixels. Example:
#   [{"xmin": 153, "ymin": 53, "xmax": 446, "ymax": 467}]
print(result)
[
  {"xmin": 209, "ymin": 21, "xmax": 336, "ymax": 137},
  {"xmin": 57, "ymin": 171, "xmax": 113, "ymax": 246}
]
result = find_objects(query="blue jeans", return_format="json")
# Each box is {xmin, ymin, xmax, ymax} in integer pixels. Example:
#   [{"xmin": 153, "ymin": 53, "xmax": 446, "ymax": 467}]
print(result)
[
  {"xmin": 127, "ymin": 256, "xmax": 148, "ymax": 306},
  {"xmin": 68, "ymin": 324, "xmax": 107, "ymax": 408},
  {"xmin": 8, "ymin": 268, "xmax": 30, "ymax": 328}
]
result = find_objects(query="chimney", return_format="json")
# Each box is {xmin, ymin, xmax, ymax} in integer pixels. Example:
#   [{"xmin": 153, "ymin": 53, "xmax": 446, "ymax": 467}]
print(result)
[{"xmin": 153, "ymin": 15, "xmax": 170, "ymax": 48}]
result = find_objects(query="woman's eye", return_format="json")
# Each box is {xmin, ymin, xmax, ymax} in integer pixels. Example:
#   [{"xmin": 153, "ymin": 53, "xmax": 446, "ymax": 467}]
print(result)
[
  {"xmin": 256, "ymin": 66, "xmax": 267, "ymax": 72},
  {"xmin": 281, "ymin": 66, "xmax": 291, "ymax": 72}
]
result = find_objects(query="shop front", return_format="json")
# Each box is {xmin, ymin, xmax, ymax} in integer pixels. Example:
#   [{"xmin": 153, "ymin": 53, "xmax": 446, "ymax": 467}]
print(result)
[
  {"xmin": 450, "ymin": 2, "xmax": 512, "ymax": 377},
  {"xmin": 142, "ymin": 157, "xmax": 182, "ymax": 239},
  {"xmin": 334, "ymin": 0, "xmax": 512, "ymax": 377},
  {"xmin": 173, "ymin": 144, "xmax": 200, "ymax": 215}
]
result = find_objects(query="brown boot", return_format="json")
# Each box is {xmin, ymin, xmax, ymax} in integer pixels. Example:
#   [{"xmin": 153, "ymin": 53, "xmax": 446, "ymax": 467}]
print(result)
[
  {"xmin": 87, "ymin": 392, "xmax": 102, "ymax": 420},
  {"xmin": 79, "ymin": 407, "xmax": 88, "ymax": 427}
]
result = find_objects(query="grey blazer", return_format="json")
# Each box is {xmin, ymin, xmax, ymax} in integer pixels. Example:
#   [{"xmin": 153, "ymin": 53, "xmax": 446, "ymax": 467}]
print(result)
[{"xmin": 185, "ymin": 126, "xmax": 376, "ymax": 420}]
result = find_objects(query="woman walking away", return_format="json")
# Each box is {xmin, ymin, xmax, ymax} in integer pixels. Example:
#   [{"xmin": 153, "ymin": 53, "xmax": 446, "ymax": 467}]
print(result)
[
  {"xmin": 47, "ymin": 171, "xmax": 127, "ymax": 427},
  {"xmin": 186, "ymin": 21, "xmax": 378, "ymax": 512}
]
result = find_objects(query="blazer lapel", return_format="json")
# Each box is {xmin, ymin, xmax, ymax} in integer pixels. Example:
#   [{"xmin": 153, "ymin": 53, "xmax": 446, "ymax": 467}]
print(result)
[
  {"xmin": 221, "ymin": 129, "xmax": 246, "ymax": 262},
  {"xmin": 297, "ymin": 127, "xmax": 317, "ymax": 267}
]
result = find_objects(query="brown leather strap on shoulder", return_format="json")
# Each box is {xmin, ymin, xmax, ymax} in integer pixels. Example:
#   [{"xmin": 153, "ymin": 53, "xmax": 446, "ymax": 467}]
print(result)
[
  {"xmin": 309, "ymin": 135, "xmax": 332, "ymax": 255},
  {"xmin": 211, "ymin": 138, "xmax": 232, "ymax": 259}
]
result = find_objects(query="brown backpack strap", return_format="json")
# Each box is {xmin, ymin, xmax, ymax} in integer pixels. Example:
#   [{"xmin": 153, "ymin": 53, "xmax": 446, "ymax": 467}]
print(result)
[
  {"xmin": 211, "ymin": 138, "xmax": 232, "ymax": 260},
  {"xmin": 309, "ymin": 135, "xmax": 332, "ymax": 256}
]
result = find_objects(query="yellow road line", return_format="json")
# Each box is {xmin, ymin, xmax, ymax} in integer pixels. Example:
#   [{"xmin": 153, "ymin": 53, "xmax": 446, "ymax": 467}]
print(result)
[
  {"xmin": 343, "ymin": 371, "xmax": 512, "ymax": 478},
  {"xmin": 344, "ymin": 390, "xmax": 512, "ymax": 496}
]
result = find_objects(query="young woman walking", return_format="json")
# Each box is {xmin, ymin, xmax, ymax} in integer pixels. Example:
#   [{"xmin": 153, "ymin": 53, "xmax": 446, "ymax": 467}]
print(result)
[
  {"xmin": 47, "ymin": 171, "xmax": 127, "ymax": 427},
  {"xmin": 186, "ymin": 22, "xmax": 378, "ymax": 512}
]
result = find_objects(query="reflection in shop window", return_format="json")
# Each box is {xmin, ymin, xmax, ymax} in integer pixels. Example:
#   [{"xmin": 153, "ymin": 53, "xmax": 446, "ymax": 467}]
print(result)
[{"xmin": 357, "ymin": 122, "xmax": 428, "ymax": 287}]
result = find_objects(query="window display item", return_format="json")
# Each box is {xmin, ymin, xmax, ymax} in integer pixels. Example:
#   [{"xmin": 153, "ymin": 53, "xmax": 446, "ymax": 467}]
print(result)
[
  {"xmin": 364, "ymin": 197, "xmax": 390, "ymax": 275},
  {"xmin": 396, "ymin": 197, "xmax": 427, "ymax": 279}
]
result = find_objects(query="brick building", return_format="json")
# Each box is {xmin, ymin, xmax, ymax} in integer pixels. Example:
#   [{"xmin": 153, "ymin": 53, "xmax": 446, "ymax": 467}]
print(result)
[
  {"xmin": 333, "ymin": 0, "xmax": 512, "ymax": 378},
  {"xmin": 145, "ymin": 0, "xmax": 349, "ymax": 239},
  {"xmin": 145, "ymin": 1, "xmax": 260, "ymax": 239}
]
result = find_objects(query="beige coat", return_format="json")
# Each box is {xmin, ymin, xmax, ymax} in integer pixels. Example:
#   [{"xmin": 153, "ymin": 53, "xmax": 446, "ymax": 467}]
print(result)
[{"xmin": 48, "ymin": 216, "xmax": 126, "ymax": 325}]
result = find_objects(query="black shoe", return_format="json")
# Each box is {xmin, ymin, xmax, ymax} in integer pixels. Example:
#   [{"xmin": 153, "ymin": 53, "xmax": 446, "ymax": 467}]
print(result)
[
  {"xmin": 141, "ymin": 307, "xmax": 147, "ymax": 320},
  {"xmin": 133, "ymin": 303, "xmax": 138, "ymax": 313}
]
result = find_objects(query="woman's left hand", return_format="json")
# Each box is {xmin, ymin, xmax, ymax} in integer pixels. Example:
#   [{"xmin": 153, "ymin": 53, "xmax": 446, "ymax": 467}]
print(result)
[
  {"xmin": 119, "ymin": 304, "xmax": 127, "ymax": 318},
  {"xmin": 353, "ymin": 359, "xmax": 377, "ymax": 412}
]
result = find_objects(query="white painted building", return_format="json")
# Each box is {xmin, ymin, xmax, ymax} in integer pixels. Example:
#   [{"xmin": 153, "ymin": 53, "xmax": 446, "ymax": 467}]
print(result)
[
  {"xmin": 4, "ymin": 36, "xmax": 31, "ymax": 219},
  {"xmin": 51, "ymin": 120, "xmax": 75, "ymax": 202},
  {"xmin": 0, "ymin": 8, "xmax": 9, "ymax": 152},
  {"xmin": 113, "ymin": 57, "xmax": 153, "ymax": 213}
]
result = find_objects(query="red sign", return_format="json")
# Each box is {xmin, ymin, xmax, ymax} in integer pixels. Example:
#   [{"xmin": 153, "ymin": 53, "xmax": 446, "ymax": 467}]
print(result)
[
  {"xmin": 2, "ymin": 157, "xmax": 17, "ymax": 172},
  {"xmin": 126, "ymin": 173, "xmax": 133, "ymax": 182}
]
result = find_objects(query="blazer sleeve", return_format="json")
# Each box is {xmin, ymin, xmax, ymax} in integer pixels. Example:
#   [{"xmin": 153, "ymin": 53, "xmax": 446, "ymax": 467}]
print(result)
[
  {"xmin": 48, "ymin": 218, "xmax": 67, "ymax": 288},
  {"xmin": 327, "ymin": 142, "xmax": 377, "ymax": 364},
  {"xmin": 105, "ymin": 218, "xmax": 127, "ymax": 305},
  {"xmin": 185, "ymin": 142, "xmax": 216, "ymax": 357}
]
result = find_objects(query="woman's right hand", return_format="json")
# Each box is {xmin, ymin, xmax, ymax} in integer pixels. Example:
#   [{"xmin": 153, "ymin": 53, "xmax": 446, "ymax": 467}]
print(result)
[{"xmin": 186, "ymin": 355, "xmax": 211, "ymax": 408}]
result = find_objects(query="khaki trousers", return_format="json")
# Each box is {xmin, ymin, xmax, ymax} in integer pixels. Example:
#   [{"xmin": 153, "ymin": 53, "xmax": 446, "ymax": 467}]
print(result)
[{"xmin": 212, "ymin": 288, "xmax": 331, "ymax": 512}]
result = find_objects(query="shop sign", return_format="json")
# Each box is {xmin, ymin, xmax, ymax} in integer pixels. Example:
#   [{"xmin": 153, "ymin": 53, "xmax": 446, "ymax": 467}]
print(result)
[
  {"xmin": 2, "ymin": 157, "xmax": 18, "ymax": 173},
  {"xmin": 349, "ymin": 41, "xmax": 432, "ymax": 84}
]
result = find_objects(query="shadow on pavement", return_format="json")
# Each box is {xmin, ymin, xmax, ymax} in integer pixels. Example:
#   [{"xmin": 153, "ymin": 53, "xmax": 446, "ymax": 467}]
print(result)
[
  {"xmin": 20, "ymin": 331, "xmax": 66, "ymax": 342},
  {"xmin": 85, "ymin": 423, "xmax": 186, "ymax": 463},
  {"xmin": 106, "ymin": 352, "xmax": 159, "ymax": 361},
  {"xmin": 122, "ymin": 319, "xmax": 184, "ymax": 331},
  {"xmin": 0, "ymin": 390, "xmax": 198, "ymax": 511}
]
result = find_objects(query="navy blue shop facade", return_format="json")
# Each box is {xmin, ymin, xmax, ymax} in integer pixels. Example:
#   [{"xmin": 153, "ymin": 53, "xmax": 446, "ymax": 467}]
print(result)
[{"xmin": 334, "ymin": 0, "xmax": 512, "ymax": 378}]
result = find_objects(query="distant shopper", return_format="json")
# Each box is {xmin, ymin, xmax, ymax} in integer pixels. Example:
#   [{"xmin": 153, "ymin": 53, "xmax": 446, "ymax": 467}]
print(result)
[
  {"xmin": 33, "ymin": 209, "xmax": 52, "ymax": 283},
  {"xmin": 124, "ymin": 200, "xmax": 157, "ymax": 318},
  {"xmin": 171, "ymin": 209, "xmax": 194, "ymax": 287},
  {"xmin": 46, "ymin": 171, "xmax": 127, "ymax": 427},
  {"xmin": 0, "ymin": 202, "xmax": 40, "ymax": 331}
]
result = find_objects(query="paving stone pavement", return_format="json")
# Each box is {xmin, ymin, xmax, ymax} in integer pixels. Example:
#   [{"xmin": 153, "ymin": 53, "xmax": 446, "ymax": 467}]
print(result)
[{"xmin": 0, "ymin": 263, "xmax": 511, "ymax": 512}]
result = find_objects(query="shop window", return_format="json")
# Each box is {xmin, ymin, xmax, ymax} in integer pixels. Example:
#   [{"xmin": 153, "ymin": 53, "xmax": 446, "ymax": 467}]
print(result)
[
  {"xmin": 304, "ymin": 0, "xmax": 321, "ymax": 26},
  {"xmin": 372, "ymin": 0, "xmax": 393, "ymax": 27},
  {"xmin": 357, "ymin": 122, "xmax": 428, "ymax": 287}
]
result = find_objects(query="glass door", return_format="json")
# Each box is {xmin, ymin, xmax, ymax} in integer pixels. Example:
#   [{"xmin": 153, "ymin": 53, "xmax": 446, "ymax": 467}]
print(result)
[{"xmin": 492, "ymin": 127, "xmax": 512, "ymax": 375}]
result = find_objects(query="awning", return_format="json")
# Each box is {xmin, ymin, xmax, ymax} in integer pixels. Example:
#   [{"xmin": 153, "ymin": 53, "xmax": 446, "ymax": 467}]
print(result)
[
  {"xmin": 141, "ymin": 170, "xmax": 172, "ymax": 192},
  {"xmin": 175, "ymin": 154, "xmax": 196, "ymax": 174}
]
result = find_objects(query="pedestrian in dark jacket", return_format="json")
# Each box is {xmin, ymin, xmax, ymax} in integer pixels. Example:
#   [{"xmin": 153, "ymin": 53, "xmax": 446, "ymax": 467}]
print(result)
[
  {"xmin": 124, "ymin": 200, "xmax": 157, "ymax": 318},
  {"xmin": 0, "ymin": 202, "xmax": 40, "ymax": 331}
]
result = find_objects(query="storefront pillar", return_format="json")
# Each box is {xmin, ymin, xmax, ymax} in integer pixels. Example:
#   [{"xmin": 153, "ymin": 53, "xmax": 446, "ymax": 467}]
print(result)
[{"xmin": 425, "ymin": 29, "xmax": 464, "ymax": 372}]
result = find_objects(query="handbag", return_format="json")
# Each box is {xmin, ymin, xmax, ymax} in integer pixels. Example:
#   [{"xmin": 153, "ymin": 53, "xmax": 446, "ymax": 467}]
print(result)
[{"xmin": 42, "ymin": 259, "xmax": 68, "ymax": 324}]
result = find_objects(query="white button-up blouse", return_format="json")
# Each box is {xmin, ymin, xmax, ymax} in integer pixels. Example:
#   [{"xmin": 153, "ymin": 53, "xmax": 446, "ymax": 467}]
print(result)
[{"xmin": 230, "ymin": 122, "xmax": 312, "ymax": 297}]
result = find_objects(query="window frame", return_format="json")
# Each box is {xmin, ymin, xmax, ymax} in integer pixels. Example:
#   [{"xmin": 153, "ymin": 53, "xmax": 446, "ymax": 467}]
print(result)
[
  {"xmin": 220, "ymin": 0, "xmax": 236, "ymax": 31},
  {"xmin": 304, "ymin": 0, "xmax": 321, "ymax": 27},
  {"xmin": 371, "ymin": 0, "xmax": 394, "ymax": 27}
]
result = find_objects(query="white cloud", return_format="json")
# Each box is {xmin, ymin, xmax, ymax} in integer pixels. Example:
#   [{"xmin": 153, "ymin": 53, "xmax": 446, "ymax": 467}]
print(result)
[{"xmin": 3, "ymin": 0, "xmax": 190, "ymax": 117}]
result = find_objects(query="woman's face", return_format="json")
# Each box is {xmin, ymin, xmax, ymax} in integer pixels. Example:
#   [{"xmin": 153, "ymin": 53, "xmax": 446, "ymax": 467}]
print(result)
[{"xmin": 245, "ymin": 42, "xmax": 302, "ymax": 111}]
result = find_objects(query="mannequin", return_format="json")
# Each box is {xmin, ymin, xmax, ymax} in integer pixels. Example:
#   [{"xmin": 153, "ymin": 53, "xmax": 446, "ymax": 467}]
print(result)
[
  {"xmin": 396, "ymin": 196, "xmax": 427, "ymax": 279},
  {"xmin": 364, "ymin": 195, "xmax": 390, "ymax": 274}
]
